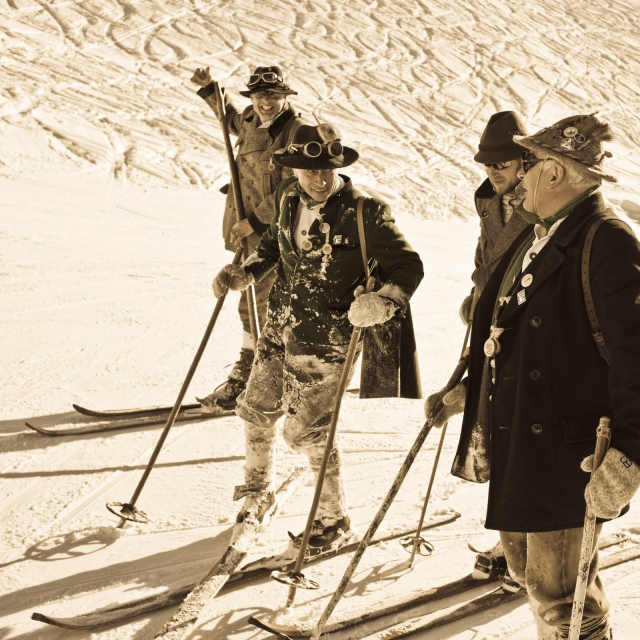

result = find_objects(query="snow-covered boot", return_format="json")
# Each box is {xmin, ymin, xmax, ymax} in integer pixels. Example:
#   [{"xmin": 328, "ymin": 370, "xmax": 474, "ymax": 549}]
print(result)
[
  {"xmin": 469, "ymin": 541, "xmax": 507, "ymax": 579},
  {"xmin": 240, "ymin": 516, "xmax": 356, "ymax": 571},
  {"xmin": 198, "ymin": 348, "xmax": 254, "ymax": 411},
  {"xmin": 231, "ymin": 490, "xmax": 276, "ymax": 544}
]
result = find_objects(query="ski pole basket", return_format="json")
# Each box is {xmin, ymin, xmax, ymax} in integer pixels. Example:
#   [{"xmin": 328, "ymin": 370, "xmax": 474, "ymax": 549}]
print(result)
[
  {"xmin": 399, "ymin": 535, "xmax": 434, "ymax": 556},
  {"xmin": 106, "ymin": 501, "xmax": 149, "ymax": 523}
]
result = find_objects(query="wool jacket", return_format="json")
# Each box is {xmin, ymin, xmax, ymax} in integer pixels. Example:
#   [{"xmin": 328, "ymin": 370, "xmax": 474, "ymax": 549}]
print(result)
[
  {"xmin": 471, "ymin": 178, "xmax": 529, "ymax": 295},
  {"xmin": 453, "ymin": 192, "xmax": 640, "ymax": 532},
  {"xmin": 243, "ymin": 176, "xmax": 424, "ymax": 346},
  {"xmin": 197, "ymin": 84, "xmax": 304, "ymax": 253}
]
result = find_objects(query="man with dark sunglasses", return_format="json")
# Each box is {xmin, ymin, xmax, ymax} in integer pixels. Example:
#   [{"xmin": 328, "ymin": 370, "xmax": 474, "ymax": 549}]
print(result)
[
  {"xmin": 190, "ymin": 65, "xmax": 305, "ymax": 411},
  {"xmin": 451, "ymin": 113, "xmax": 640, "ymax": 640}
]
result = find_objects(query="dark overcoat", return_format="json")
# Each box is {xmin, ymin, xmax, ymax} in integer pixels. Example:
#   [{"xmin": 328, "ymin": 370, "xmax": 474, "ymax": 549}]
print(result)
[
  {"xmin": 244, "ymin": 176, "xmax": 424, "ymax": 346},
  {"xmin": 453, "ymin": 192, "xmax": 640, "ymax": 532},
  {"xmin": 471, "ymin": 178, "xmax": 530, "ymax": 295}
]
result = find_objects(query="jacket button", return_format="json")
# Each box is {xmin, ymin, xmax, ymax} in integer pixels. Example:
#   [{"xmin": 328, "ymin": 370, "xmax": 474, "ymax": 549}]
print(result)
[
  {"xmin": 530, "ymin": 316, "xmax": 542, "ymax": 327},
  {"xmin": 531, "ymin": 423, "xmax": 543, "ymax": 435},
  {"xmin": 529, "ymin": 369, "xmax": 541, "ymax": 380}
]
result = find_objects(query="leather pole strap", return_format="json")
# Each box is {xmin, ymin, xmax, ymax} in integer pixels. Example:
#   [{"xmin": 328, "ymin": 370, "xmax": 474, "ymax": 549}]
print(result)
[{"xmin": 581, "ymin": 217, "xmax": 611, "ymax": 365}]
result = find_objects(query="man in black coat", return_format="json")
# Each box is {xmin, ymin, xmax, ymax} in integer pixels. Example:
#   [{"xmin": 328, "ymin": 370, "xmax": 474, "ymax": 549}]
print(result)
[{"xmin": 452, "ymin": 114, "xmax": 640, "ymax": 640}]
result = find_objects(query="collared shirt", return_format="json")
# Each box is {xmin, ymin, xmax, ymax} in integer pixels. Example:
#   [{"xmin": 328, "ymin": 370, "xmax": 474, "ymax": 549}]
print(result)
[
  {"xmin": 292, "ymin": 175, "xmax": 344, "ymax": 250},
  {"xmin": 522, "ymin": 217, "xmax": 566, "ymax": 272}
]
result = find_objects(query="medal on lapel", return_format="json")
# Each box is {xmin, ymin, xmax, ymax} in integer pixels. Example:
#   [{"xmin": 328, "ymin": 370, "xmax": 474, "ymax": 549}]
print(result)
[
  {"xmin": 484, "ymin": 326, "xmax": 505, "ymax": 357},
  {"xmin": 319, "ymin": 222, "xmax": 332, "ymax": 255}
]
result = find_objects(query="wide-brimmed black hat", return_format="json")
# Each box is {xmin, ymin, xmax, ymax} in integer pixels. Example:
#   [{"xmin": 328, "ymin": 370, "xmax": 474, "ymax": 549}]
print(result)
[
  {"xmin": 239, "ymin": 65, "xmax": 297, "ymax": 97},
  {"xmin": 514, "ymin": 113, "xmax": 617, "ymax": 183},
  {"xmin": 474, "ymin": 111, "xmax": 528, "ymax": 164},
  {"xmin": 273, "ymin": 123, "xmax": 359, "ymax": 170}
]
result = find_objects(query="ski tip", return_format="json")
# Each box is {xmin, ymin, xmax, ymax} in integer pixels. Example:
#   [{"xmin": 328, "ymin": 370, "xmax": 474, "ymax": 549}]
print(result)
[
  {"xmin": 31, "ymin": 612, "xmax": 50, "ymax": 624},
  {"xmin": 24, "ymin": 422, "xmax": 54, "ymax": 436}
]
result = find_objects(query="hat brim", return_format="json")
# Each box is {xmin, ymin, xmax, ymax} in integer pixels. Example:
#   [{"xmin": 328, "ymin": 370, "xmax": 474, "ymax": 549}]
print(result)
[
  {"xmin": 474, "ymin": 147, "xmax": 525, "ymax": 164},
  {"xmin": 239, "ymin": 87, "xmax": 298, "ymax": 97},
  {"xmin": 513, "ymin": 135, "xmax": 618, "ymax": 183},
  {"xmin": 273, "ymin": 147, "xmax": 359, "ymax": 170}
]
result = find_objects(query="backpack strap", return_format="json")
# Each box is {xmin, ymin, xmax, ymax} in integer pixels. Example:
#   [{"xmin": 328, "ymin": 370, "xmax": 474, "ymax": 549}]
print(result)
[
  {"xmin": 355, "ymin": 196, "xmax": 370, "ymax": 280},
  {"xmin": 582, "ymin": 217, "xmax": 611, "ymax": 365},
  {"xmin": 274, "ymin": 175, "xmax": 298, "ymax": 217}
]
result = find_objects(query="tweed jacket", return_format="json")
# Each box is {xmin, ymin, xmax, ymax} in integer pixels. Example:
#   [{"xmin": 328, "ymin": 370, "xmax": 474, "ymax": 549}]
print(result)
[
  {"xmin": 197, "ymin": 84, "xmax": 304, "ymax": 253},
  {"xmin": 471, "ymin": 178, "xmax": 530, "ymax": 295},
  {"xmin": 243, "ymin": 176, "xmax": 424, "ymax": 346},
  {"xmin": 452, "ymin": 192, "xmax": 640, "ymax": 532}
]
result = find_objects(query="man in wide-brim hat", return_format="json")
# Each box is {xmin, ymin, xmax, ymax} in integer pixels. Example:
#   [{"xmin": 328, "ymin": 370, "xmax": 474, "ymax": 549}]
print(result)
[
  {"xmin": 211, "ymin": 122, "xmax": 424, "ymax": 559},
  {"xmin": 190, "ymin": 65, "xmax": 304, "ymax": 411},
  {"xmin": 451, "ymin": 112, "xmax": 640, "ymax": 639}
]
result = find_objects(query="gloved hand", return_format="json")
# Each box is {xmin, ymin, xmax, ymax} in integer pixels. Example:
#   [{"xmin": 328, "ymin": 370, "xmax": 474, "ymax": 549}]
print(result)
[
  {"xmin": 212, "ymin": 264, "xmax": 254, "ymax": 298},
  {"xmin": 424, "ymin": 381, "xmax": 466, "ymax": 427},
  {"xmin": 582, "ymin": 447, "xmax": 640, "ymax": 519},
  {"xmin": 459, "ymin": 294, "xmax": 474, "ymax": 326},
  {"xmin": 348, "ymin": 291, "xmax": 397, "ymax": 327}
]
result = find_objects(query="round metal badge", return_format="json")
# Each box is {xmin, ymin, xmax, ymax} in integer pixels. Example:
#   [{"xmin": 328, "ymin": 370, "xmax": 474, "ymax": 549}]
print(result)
[
  {"xmin": 302, "ymin": 239, "xmax": 313, "ymax": 251},
  {"xmin": 521, "ymin": 274, "xmax": 534, "ymax": 288},
  {"xmin": 574, "ymin": 133, "xmax": 586, "ymax": 144},
  {"xmin": 484, "ymin": 338, "xmax": 501, "ymax": 357},
  {"xmin": 563, "ymin": 126, "xmax": 578, "ymax": 138},
  {"xmin": 321, "ymin": 244, "xmax": 332, "ymax": 255},
  {"xmin": 320, "ymin": 222, "xmax": 330, "ymax": 233}
]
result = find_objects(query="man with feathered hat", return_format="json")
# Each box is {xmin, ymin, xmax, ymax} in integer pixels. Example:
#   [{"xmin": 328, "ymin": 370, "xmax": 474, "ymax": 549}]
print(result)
[
  {"xmin": 190, "ymin": 65, "xmax": 305, "ymax": 410},
  {"xmin": 451, "ymin": 113, "xmax": 640, "ymax": 639},
  {"xmin": 211, "ymin": 122, "xmax": 424, "ymax": 558}
]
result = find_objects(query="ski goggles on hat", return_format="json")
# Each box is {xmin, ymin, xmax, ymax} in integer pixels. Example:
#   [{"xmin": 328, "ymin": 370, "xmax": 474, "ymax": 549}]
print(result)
[
  {"xmin": 247, "ymin": 71, "xmax": 283, "ymax": 87},
  {"xmin": 483, "ymin": 161, "xmax": 512, "ymax": 170},
  {"xmin": 290, "ymin": 140, "xmax": 343, "ymax": 158},
  {"xmin": 522, "ymin": 150, "xmax": 546, "ymax": 173}
]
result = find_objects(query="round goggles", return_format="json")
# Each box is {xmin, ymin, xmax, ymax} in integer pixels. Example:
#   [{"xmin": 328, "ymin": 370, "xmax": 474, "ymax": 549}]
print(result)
[
  {"xmin": 291, "ymin": 140, "xmax": 343, "ymax": 158},
  {"xmin": 247, "ymin": 71, "xmax": 283, "ymax": 87}
]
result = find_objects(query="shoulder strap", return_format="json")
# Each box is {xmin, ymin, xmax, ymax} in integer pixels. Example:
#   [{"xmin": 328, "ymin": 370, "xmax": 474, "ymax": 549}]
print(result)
[
  {"xmin": 582, "ymin": 217, "xmax": 611, "ymax": 365},
  {"xmin": 274, "ymin": 175, "xmax": 298, "ymax": 216},
  {"xmin": 355, "ymin": 197, "xmax": 370, "ymax": 280}
]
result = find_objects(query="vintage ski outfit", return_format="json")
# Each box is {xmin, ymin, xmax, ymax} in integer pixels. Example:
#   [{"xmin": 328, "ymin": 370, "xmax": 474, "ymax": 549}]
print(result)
[
  {"xmin": 214, "ymin": 123, "xmax": 423, "ymax": 551},
  {"xmin": 453, "ymin": 114, "xmax": 640, "ymax": 639},
  {"xmin": 194, "ymin": 66, "xmax": 304, "ymax": 409}
]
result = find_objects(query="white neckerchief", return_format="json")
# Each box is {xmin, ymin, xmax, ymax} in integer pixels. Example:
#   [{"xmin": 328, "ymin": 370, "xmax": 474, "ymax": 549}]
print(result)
[
  {"xmin": 521, "ymin": 217, "xmax": 566, "ymax": 272},
  {"xmin": 292, "ymin": 175, "xmax": 344, "ymax": 250},
  {"xmin": 257, "ymin": 103, "xmax": 287, "ymax": 129},
  {"xmin": 501, "ymin": 192, "xmax": 515, "ymax": 225}
]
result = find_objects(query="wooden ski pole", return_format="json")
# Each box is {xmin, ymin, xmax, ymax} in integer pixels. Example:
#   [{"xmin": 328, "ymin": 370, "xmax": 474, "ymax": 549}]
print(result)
[
  {"xmin": 108, "ymin": 248, "xmax": 244, "ymax": 527},
  {"xmin": 568, "ymin": 417, "xmax": 612, "ymax": 640},
  {"xmin": 212, "ymin": 82, "xmax": 260, "ymax": 349},
  {"xmin": 308, "ymin": 347, "xmax": 471, "ymax": 640},
  {"xmin": 276, "ymin": 275, "xmax": 377, "ymax": 607},
  {"xmin": 404, "ymin": 322, "xmax": 472, "ymax": 568}
]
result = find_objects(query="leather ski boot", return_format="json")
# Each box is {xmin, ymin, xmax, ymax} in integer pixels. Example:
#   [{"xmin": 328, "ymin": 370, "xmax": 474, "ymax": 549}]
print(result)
[
  {"xmin": 198, "ymin": 348, "xmax": 254, "ymax": 411},
  {"xmin": 469, "ymin": 541, "xmax": 507, "ymax": 579}
]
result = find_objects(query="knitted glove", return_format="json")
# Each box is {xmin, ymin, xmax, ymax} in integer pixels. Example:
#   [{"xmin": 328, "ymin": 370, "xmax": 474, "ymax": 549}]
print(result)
[
  {"xmin": 212, "ymin": 264, "xmax": 254, "ymax": 298},
  {"xmin": 424, "ymin": 381, "xmax": 467, "ymax": 428},
  {"xmin": 582, "ymin": 447, "xmax": 640, "ymax": 519},
  {"xmin": 348, "ymin": 292, "xmax": 397, "ymax": 327},
  {"xmin": 459, "ymin": 294, "xmax": 474, "ymax": 326}
]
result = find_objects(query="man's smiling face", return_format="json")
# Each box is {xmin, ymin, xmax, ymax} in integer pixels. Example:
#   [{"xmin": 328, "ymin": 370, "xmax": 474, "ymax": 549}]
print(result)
[{"xmin": 250, "ymin": 91, "xmax": 286, "ymax": 124}]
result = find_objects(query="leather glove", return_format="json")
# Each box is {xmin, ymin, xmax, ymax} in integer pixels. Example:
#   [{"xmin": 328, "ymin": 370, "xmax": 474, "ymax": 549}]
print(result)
[
  {"xmin": 459, "ymin": 294, "xmax": 474, "ymax": 326},
  {"xmin": 348, "ymin": 291, "xmax": 397, "ymax": 327},
  {"xmin": 424, "ymin": 381, "xmax": 466, "ymax": 427},
  {"xmin": 212, "ymin": 264, "xmax": 254, "ymax": 298},
  {"xmin": 582, "ymin": 447, "xmax": 640, "ymax": 519}
]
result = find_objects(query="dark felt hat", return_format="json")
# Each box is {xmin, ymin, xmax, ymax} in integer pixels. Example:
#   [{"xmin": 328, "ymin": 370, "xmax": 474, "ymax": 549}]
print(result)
[
  {"xmin": 239, "ymin": 65, "xmax": 297, "ymax": 97},
  {"xmin": 474, "ymin": 111, "xmax": 528, "ymax": 163},
  {"xmin": 514, "ymin": 113, "xmax": 617, "ymax": 183},
  {"xmin": 273, "ymin": 123, "xmax": 359, "ymax": 170}
]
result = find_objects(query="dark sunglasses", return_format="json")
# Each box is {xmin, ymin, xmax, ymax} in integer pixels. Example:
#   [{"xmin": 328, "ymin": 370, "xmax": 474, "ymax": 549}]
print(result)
[
  {"xmin": 522, "ymin": 151, "xmax": 545, "ymax": 173},
  {"xmin": 247, "ymin": 71, "xmax": 282, "ymax": 87},
  {"xmin": 483, "ymin": 161, "xmax": 512, "ymax": 170},
  {"xmin": 290, "ymin": 140, "xmax": 343, "ymax": 159},
  {"xmin": 253, "ymin": 90, "xmax": 282, "ymax": 99}
]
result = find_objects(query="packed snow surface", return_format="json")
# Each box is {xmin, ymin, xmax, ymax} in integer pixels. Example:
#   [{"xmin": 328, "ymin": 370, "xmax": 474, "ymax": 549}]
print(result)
[{"xmin": 1, "ymin": 0, "xmax": 640, "ymax": 639}]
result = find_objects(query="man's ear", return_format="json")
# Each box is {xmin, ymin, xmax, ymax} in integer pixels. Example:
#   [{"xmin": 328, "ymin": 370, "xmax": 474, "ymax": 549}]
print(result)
[{"xmin": 547, "ymin": 162, "xmax": 565, "ymax": 188}]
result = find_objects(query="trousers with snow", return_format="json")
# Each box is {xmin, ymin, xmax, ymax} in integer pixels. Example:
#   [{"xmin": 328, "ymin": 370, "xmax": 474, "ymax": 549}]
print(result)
[
  {"xmin": 501, "ymin": 526, "xmax": 610, "ymax": 638},
  {"xmin": 235, "ymin": 322, "xmax": 358, "ymax": 526}
]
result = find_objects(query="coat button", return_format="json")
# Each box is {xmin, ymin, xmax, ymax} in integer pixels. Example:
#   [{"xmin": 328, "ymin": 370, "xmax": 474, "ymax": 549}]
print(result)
[
  {"xmin": 529, "ymin": 369, "xmax": 541, "ymax": 380},
  {"xmin": 530, "ymin": 316, "xmax": 542, "ymax": 327},
  {"xmin": 531, "ymin": 423, "xmax": 543, "ymax": 435}
]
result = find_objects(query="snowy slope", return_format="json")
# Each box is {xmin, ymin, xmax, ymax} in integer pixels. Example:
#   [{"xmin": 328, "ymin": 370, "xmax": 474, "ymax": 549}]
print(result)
[{"xmin": 1, "ymin": 1, "xmax": 640, "ymax": 639}]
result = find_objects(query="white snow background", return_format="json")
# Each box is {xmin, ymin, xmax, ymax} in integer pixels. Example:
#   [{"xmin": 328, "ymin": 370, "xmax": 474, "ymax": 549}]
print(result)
[{"xmin": 1, "ymin": 0, "xmax": 640, "ymax": 638}]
